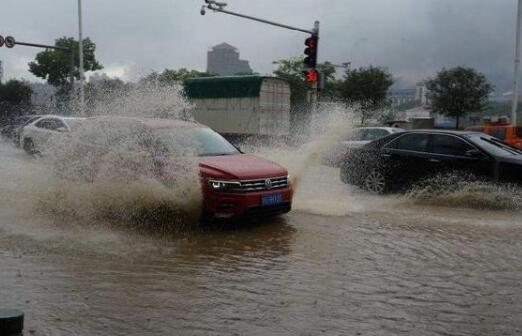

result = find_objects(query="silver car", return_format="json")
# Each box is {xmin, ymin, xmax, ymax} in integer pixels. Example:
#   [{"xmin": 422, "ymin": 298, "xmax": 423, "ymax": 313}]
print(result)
[
  {"xmin": 343, "ymin": 127, "xmax": 405, "ymax": 149},
  {"xmin": 325, "ymin": 127, "xmax": 405, "ymax": 166}
]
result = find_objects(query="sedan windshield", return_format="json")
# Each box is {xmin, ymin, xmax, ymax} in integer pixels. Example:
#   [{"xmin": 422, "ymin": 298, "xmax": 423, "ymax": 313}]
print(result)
[{"xmin": 470, "ymin": 135, "xmax": 522, "ymax": 156}]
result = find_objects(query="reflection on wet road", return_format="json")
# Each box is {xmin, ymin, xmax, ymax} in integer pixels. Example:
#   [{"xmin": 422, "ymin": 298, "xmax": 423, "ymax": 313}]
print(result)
[{"xmin": 1, "ymin": 141, "xmax": 522, "ymax": 335}]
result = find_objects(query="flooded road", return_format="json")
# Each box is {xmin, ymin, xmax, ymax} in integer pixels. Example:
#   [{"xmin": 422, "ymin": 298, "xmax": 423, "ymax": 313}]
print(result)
[{"xmin": 1, "ymin": 141, "xmax": 522, "ymax": 335}]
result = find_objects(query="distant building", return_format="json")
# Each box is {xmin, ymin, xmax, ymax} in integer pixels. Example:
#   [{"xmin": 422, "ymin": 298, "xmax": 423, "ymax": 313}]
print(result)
[
  {"xmin": 388, "ymin": 88, "xmax": 416, "ymax": 106},
  {"xmin": 415, "ymin": 83, "xmax": 431, "ymax": 106},
  {"xmin": 207, "ymin": 43, "xmax": 252, "ymax": 76}
]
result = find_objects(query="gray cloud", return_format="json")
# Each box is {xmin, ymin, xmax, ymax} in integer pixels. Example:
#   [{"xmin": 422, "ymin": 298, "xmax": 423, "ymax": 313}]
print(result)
[{"xmin": 0, "ymin": 0, "xmax": 518, "ymax": 91}]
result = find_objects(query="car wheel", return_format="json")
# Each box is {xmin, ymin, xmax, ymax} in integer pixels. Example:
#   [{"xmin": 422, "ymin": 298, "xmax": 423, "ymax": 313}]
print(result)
[
  {"xmin": 363, "ymin": 169, "xmax": 387, "ymax": 194},
  {"xmin": 23, "ymin": 138, "xmax": 36, "ymax": 155}
]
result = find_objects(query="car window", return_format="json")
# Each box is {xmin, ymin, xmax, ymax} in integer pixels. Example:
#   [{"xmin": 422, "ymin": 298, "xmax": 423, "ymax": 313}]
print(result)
[
  {"xmin": 63, "ymin": 118, "xmax": 85, "ymax": 129},
  {"xmin": 23, "ymin": 116, "xmax": 41, "ymax": 126},
  {"xmin": 346, "ymin": 129, "xmax": 365, "ymax": 141},
  {"xmin": 35, "ymin": 119, "xmax": 66, "ymax": 131},
  {"xmin": 489, "ymin": 127, "xmax": 506, "ymax": 140},
  {"xmin": 431, "ymin": 134, "xmax": 473, "ymax": 156},
  {"xmin": 516, "ymin": 127, "xmax": 522, "ymax": 138},
  {"xmin": 47, "ymin": 119, "xmax": 64, "ymax": 130},
  {"xmin": 470, "ymin": 135, "xmax": 522, "ymax": 156},
  {"xmin": 365, "ymin": 128, "xmax": 390, "ymax": 141},
  {"xmin": 35, "ymin": 119, "xmax": 53, "ymax": 129},
  {"xmin": 154, "ymin": 127, "xmax": 239, "ymax": 156},
  {"xmin": 51, "ymin": 119, "xmax": 67, "ymax": 130},
  {"xmin": 385, "ymin": 133, "xmax": 429, "ymax": 152}
]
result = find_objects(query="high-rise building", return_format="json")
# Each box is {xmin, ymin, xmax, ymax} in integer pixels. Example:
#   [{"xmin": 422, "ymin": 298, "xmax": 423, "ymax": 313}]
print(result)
[{"xmin": 207, "ymin": 43, "xmax": 252, "ymax": 76}]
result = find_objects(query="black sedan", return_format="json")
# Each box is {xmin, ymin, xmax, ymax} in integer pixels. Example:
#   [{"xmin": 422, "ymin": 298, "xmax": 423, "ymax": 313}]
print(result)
[{"xmin": 340, "ymin": 130, "xmax": 522, "ymax": 194}]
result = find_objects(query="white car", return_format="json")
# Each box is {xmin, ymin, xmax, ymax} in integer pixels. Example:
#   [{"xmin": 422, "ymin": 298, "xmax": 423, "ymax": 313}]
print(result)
[{"xmin": 20, "ymin": 115, "xmax": 86, "ymax": 154}]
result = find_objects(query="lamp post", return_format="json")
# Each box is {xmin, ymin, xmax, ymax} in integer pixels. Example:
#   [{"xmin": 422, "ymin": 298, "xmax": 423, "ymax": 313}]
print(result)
[
  {"xmin": 78, "ymin": 0, "xmax": 85, "ymax": 115},
  {"xmin": 512, "ymin": 0, "xmax": 522, "ymax": 125}
]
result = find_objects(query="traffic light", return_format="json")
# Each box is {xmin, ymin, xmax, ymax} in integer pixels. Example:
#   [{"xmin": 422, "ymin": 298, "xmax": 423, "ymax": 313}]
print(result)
[
  {"xmin": 304, "ymin": 68, "xmax": 318, "ymax": 83},
  {"xmin": 303, "ymin": 34, "xmax": 318, "ymax": 68}
]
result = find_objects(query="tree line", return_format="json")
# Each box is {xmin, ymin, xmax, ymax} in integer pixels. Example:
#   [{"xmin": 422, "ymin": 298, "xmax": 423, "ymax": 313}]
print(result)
[{"xmin": 0, "ymin": 35, "xmax": 496, "ymax": 129}]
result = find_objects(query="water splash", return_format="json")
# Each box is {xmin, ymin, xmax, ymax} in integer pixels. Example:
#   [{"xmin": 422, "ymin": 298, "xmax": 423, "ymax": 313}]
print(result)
[
  {"xmin": 404, "ymin": 173, "xmax": 522, "ymax": 211},
  {"xmin": 254, "ymin": 104, "xmax": 356, "ymax": 191},
  {"xmin": 26, "ymin": 82, "xmax": 203, "ymax": 230}
]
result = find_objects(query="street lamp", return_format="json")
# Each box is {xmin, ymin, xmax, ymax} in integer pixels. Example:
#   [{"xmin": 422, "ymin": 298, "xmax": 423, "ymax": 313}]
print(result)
[
  {"xmin": 78, "ymin": 0, "xmax": 85, "ymax": 115},
  {"xmin": 512, "ymin": 0, "xmax": 522, "ymax": 125}
]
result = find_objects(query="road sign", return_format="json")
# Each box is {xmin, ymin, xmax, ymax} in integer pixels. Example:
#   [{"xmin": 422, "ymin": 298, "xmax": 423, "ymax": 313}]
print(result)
[
  {"xmin": 0, "ymin": 35, "xmax": 4, "ymax": 47},
  {"xmin": 5, "ymin": 36, "xmax": 15, "ymax": 48}
]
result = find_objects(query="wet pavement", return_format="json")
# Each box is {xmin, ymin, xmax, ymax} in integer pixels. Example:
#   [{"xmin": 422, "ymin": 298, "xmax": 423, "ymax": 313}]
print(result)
[{"xmin": 1, "ymin": 141, "xmax": 522, "ymax": 335}]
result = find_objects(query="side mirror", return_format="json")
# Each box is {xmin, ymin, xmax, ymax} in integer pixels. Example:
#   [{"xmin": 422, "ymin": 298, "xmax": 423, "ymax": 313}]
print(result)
[
  {"xmin": 465, "ymin": 149, "xmax": 483, "ymax": 158},
  {"xmin": 56, "ymin": 127, "xmax": 68, "ymax": 132}
]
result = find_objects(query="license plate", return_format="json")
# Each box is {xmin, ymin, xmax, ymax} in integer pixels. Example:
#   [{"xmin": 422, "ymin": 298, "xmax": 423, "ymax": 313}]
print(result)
[{"xmin": 261, "ymin": 193, "xmax": 283, "ymax": 206}]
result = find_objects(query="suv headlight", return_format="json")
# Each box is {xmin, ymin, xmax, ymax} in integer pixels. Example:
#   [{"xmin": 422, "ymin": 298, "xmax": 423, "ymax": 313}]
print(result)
[{"xmin": 208, "ymin": 179, "xmax": 241, "ymax": 191}]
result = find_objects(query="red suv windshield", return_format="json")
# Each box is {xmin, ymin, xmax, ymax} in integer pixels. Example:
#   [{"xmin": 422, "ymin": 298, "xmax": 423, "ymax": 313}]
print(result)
[{"xmin": 154, "ymin": 128, "xmax": 239, "ymax": 157}]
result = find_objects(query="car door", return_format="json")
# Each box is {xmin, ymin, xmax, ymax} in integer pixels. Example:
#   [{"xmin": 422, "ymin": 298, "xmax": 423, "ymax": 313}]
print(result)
[
  {"xmin": 381, "ymin": 133, "xmax": 432, "ymax": 188},
  {"xmin": 429, "ymin": 134, "xmax": 494, "ymax": 179}
]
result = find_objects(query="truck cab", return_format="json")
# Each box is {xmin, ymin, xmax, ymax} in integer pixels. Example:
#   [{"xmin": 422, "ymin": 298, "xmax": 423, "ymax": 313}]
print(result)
[{"xmin": 466, "ymin": 117, "xmax": 522, "ymax": 149}]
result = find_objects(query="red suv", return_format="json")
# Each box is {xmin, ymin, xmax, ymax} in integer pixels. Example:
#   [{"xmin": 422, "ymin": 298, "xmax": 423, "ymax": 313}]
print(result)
[{"xmin": 57, "ymin": 117, "xmax": 293, "ymax": 220}]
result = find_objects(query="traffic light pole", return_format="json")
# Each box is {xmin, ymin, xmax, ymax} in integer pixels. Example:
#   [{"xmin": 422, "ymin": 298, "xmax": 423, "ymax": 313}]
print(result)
[
  {"xmin": 202, "ymin": 3, "xmax": 315, "ymax": 35},
  {"xmin": 3, "ymin": 39, "xmax": 76, "ymax": 106},
  {"xmin": 201, "ymin": 1, "xmax": 320, "ymax": 126}
]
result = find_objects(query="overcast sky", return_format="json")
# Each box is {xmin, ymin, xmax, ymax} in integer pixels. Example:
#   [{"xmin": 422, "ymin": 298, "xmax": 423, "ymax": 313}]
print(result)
[{"xmin": 0, "ymin": 0, "xmax": 519, "ymax": 91}]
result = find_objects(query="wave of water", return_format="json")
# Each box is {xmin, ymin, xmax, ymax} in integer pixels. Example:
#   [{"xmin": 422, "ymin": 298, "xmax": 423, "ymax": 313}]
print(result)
[{"xmin": 404, "ymin": 173, "xmax": 522, "ymax": 211}]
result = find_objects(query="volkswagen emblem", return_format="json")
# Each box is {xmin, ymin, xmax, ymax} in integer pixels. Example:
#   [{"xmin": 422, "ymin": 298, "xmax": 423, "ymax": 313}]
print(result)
[{"xmin": 264, "ymin": 178, "xmax": 273, "ymax": 189}]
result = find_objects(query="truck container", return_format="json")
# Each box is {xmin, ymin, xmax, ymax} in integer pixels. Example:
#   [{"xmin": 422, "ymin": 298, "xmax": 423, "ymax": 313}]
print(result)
[{"xmin": 183, "ymin": 76, "xmax": 291, "ymax": 142}]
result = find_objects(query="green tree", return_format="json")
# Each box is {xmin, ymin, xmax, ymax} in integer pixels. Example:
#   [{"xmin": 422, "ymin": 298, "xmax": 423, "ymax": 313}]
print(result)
[
  {"xmin": 85, "ymin": 76, "xmax": 128, "ymax": 111},
  {"xmin": 142, "ymin": 68, "xmax": 212, "ymax": 86},
  {"xmin": 0, "ymin": 79, "xmax": 33, "ymax": 122},
  {"xmin": 28, "ymin": 36, "xmax": 103, "ymax": 90},
  {"xmin": 273, "ymin": 57, "xmax": 311, "ymax": 135},
  {"xmin": 316, "ymin": 61, "xmax": 340, "ymax": 99},
  {"xmin": 426, "ymin": 67, "xmax": 493, "ymax": 129},
  {"xmin": 273, "ymin": 57, "xmax": 309, "ymax": 109},
  {"xmin": 338, "ymin": 66, "xmax": 394, "ymax": 125},
  {"xmin": 273, "ymin": 57, "xmax": 342, "ymax": 134}
]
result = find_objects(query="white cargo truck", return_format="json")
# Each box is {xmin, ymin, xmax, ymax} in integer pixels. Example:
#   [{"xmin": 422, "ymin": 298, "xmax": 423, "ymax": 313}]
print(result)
[{"xmin": 183, "ymin": 76, "xmax": 291, "ymax": 142}]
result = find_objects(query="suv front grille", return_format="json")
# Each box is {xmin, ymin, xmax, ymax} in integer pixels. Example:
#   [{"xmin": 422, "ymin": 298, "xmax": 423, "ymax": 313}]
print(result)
[{"xmin": 233, "ymin": 176, "xmax": 288, "ymax": 192}]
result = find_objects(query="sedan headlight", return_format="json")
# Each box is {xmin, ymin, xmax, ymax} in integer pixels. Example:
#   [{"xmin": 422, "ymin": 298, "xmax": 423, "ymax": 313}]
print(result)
[{"xmin": 208, "ymin": 179, "xmax": 241, "ymax": 191}]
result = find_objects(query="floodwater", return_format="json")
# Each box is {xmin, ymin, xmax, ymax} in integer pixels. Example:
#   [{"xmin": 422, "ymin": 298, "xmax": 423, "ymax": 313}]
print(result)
[{"xmin": 1, "ymin": 140, "xmax": 522, "ymax": 336}]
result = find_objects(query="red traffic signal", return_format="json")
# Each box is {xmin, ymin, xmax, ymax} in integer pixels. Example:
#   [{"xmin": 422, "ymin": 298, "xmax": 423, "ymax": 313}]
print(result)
[
  {"xmin": 304, "ymin": 34, "xmax": 318, "ymax": 68},
  {"xmin": 304, "ymin": 68, "xmax": 318, "ymax": 83}
]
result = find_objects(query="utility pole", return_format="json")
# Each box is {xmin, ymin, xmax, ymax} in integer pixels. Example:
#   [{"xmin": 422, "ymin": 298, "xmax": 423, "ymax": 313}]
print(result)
[
  {"xmin": 78, "ymin": 0, "xmax": 85, "ymax": 115},
  {"xmin": 512, "ymin": 0, "xmax": 522, "ymax": 125},
  {"xmin": 200, "ymin": 0, "xmax": 319, "ymax": 94},
  {"xmin": 0, "ymin": 35, "xmax": 75, "ymax": 104},
  {"xmin": 200, "ymin": 0, "xmax": 320, "ymax": 127}
]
